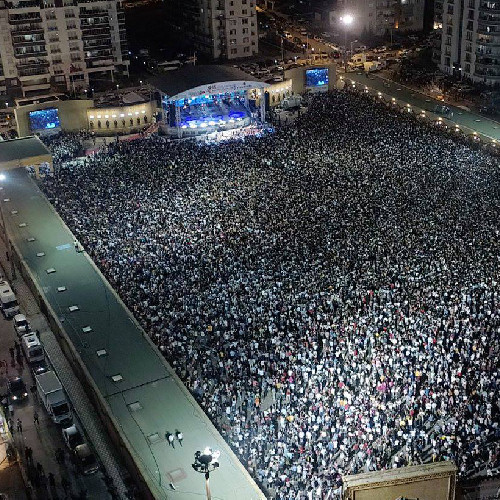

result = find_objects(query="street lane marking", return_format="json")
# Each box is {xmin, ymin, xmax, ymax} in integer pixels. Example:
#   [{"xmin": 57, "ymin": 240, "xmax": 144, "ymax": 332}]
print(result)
[
  {"xmin": 82, "ymin": 326, "xmax": 92, "ymax": 333},
  {"xmin": 56, "ymin": 243, "xmax": 72, "ymax": 251}
]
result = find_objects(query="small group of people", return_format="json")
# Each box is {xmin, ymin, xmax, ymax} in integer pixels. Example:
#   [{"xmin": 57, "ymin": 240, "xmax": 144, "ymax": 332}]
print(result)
[{"xmin": 41, "ymin": 89, "xmax": 500, "ymax": 499}]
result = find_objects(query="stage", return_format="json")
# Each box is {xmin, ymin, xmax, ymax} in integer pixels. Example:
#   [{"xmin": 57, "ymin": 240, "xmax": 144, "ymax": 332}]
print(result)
[{"xmin": 154, "ymin": 66, "xmax": 271, "ymax": 138}]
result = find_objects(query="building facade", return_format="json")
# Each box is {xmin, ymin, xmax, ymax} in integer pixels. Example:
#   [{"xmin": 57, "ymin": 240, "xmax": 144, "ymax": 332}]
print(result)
[
  {"xmin": 167, "ymin": 0, "xmax": 258, "ymax": 60},
  {"xmin": 436, "ymin": 0, "xmax": 500, "ymax": 84},
  {"xmin": 332, "ymin": 0, "xmax": 424, "ymax": 36},
  {"xmin": 0, "ymin": 0, "xmax": 129, "ymax": 97}
]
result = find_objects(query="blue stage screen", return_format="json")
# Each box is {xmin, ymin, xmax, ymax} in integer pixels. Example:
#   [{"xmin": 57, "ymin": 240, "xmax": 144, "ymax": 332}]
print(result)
[
  {"xmin": 306, "ymin": 68, "xmax": 329, "ymax": 87},
  {"xmin": 29, "ymin": 108, "xmax": 61, "ymax": 131}
]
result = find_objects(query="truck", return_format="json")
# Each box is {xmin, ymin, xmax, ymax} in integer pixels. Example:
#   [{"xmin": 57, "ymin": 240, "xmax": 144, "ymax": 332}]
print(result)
[
  {"xmin": 36, "ymin": 371, "xmax": 72, "ymax": 425},
  {"xmin": 364, "ymin": 61, "xmax": 385, "ymax": 72},
  {"xmin": 0, "ymin": 280, "xmax": 20, "ymax": 318}
]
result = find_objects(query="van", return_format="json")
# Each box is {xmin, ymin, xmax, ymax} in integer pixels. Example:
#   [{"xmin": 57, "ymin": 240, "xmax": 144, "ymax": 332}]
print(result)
[
  {"xmin": 0, "ymin": 280, "xmax": 19, "ymax": 318},
  {"xmin": 21, "ymin": 332, "xmax": 44, "ymax": 364},
  {"xmin": 14, "ymin": 314, "xmax": 30, "ymax": 336}
]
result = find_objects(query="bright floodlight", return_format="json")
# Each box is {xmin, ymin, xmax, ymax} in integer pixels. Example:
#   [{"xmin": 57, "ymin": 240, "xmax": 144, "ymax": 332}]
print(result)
[
  {"xmin": 341, "ymin": 14, "xmax": 354, "ymax": 25},
  {"xmin": 0, "ymin": 173, "xmax": 6, "ymax": 181}
]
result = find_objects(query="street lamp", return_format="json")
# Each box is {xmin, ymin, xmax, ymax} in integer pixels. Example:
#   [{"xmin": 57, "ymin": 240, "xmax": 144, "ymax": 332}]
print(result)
[
  {"xmin": 192, "ymin": 448, "xmax": 220, "ymax": 500},
  {"xmin": 340, "ymin": 14, "xmax": 354, "ymax": 72}
]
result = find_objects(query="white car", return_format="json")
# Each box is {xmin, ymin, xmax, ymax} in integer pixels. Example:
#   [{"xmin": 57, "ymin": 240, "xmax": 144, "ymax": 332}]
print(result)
[{"xmin": 13, "ymin": 314, "xmax": 30, "ymax": 336}]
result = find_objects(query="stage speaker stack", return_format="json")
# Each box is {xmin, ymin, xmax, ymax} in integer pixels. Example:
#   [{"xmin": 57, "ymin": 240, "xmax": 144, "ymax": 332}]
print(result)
[{"xmin": 168, "ymin": 103, "xmax": 176, "ymax": 127}]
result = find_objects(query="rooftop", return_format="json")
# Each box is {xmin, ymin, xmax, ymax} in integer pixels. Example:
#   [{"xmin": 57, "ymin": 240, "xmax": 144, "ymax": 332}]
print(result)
[
  {"xmin": 148, "ymin": 64, "xmax": 266, "ymax": 98},
  {"xmin": 0, "ymin": 136, "xmax": 51, "ymax": 165}
]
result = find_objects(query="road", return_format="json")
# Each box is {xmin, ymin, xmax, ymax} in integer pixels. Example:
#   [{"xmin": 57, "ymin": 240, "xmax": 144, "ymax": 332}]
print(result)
[{"xmin": 345, "ymin": 72, "xmax": 500, "ymax": 141}]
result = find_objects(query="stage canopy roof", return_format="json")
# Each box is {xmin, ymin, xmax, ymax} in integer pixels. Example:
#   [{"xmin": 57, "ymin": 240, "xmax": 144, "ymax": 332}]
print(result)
[
  {"xmin": 0, "ymin": 136, "xmax": 52, "ymax": 177},
  {"xmin": 149, "ymin": 64, "xmax": 269, "ymax": 100}
]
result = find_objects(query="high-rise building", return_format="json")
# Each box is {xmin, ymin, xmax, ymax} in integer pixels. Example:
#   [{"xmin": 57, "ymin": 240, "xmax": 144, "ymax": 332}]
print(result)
[
  {"xmin": 167, "ymin": 0, "xmax": 258, "ymax": 60},
  {"xmin": 334, "ymin": 0, "xmax": 425, "ymax": 37},
  {"xmin": 435, "ymin": 0, "xmax": 500, "ymax": 84},
  {"xmin": 0, "ymin": 0, "xmax": 129, "ymax": 97}
]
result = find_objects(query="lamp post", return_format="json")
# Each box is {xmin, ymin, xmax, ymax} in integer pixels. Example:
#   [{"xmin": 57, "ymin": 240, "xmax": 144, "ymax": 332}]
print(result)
[
  {"xmin": 192, "ymin": 448, "xmax": 220, "ymax": 500},
  {"xmin": 340, "ymin": 14, "xmax": 354, "ymax": 72}
]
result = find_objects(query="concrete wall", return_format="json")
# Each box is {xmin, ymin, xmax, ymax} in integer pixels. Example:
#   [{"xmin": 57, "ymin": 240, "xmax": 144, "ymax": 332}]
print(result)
[
  {"xmin": 15, "ymin": 99, "xmax": 94, "ymax": 137},
  {"xmin": 349, "ymin": 476, "xmax": 452, "ymax": 500},
  {"xmin": 87, "ymin": 102, "xmax": 156, "ymax": 134}
]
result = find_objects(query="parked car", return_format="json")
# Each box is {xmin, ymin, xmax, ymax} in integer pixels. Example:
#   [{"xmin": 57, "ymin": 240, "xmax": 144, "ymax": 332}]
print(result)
[
  {"xmin": 7, "ymin": 376, "xmax": 28, "ymax": 403},
  {"xmin": 30, "ymin": 358, "xmax": 48, "ymax": 377},
  {"xmin": 62, "ymin": 424, "xmax": 85, "ymax": 450},
  {"xmin": 74, "ymin": 444, "xmax": 99, "ymax": 475},
  {"xmin": 13, "ymin": 314, "xmax": 30, "ymax": 336}
]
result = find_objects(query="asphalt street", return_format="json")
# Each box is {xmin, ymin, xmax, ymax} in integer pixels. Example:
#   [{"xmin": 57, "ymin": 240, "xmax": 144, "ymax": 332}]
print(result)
[{"xmin": 345, "ymin": 72, "xmax": 500, "ymax": 141}]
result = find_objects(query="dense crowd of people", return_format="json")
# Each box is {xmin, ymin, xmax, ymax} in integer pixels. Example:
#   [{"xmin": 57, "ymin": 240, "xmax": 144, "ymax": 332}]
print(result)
[{"xmin": 41, "ymin": 90, "xmax": 500, "ymax": 499}]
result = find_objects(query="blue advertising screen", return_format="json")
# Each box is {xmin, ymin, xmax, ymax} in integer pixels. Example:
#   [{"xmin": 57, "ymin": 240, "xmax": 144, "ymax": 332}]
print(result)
[
  {"xmin": 29, "ymin": 108, "xmax": 60, "ymax": 131},
  {"xmin": 306, "ymin": 68, "xmax": 329, "ymax": 87}
]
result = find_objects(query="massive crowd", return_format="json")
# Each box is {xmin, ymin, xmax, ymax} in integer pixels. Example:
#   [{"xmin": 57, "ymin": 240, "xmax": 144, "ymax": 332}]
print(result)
[{"xmin": 41, "ymin": 90, "xmax": 500, "ymax": 499}]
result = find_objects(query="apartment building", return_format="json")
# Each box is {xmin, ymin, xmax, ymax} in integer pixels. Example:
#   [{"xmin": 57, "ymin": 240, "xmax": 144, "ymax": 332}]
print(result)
[
  {"xmin": 332, "ymin": 0, "xmax": 424, "ymax": 36},
  {"xmin": 167, "ymin": 0, "xmax": 258, "ymax": 60},
  {"xmin": 436, "ymin": 0, "xmax": 500, "ymax": 84},
  {"xmin": 0, "ymin": 0, "xmax": 129, "ymax": 97}
]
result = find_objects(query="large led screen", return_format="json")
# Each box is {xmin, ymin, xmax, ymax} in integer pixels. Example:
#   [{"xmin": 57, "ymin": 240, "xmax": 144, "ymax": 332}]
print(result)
[
  {"xmin": 29, "ymin": 108, "xmax": 61, "ymax": 131},
  {"xmin": 306, "ymin": 68, "xmax": 329, "ymax": 87}
]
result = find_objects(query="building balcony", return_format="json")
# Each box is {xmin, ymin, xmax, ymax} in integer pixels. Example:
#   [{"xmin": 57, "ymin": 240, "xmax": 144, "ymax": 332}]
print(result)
[
  {"xmin": 474, "ymin": 69, "xmax": 500, "ymax": 78},
  {"xmin": 86, "ymin": 59, "xmax": 114, "ymax": 68},
  {"xmin": 479, "ymin": 3, "xmax": 500, "ymax": 12},
  {"xmin": 476, "ymin": 47, "xmax": 500, "ymax": 55},
  {"xmin": 16, "ymin": 58, "xmax": 49, "ymax": 68},
  {"xmin": 83, "ymin": 42, "xmax": 112, "ymax": 51},
  {"xmin": 12, "ymin": 37, "xmax": 45, "ymax": 46},
  {"xmin": 79, "ymin": 9, "xmax": 108, "ymax": 17},
  {"xmin": 80, "ymin": 21, "xmax": 110, "ymax": 30},
  {"xmin": 8, "ymin": 15, "xmax": 43, "ymax": 24},
  {"xmin": 476, "ymin": 57, "xmax": 500, "ymax": 65},
  {"xmin": 11, "ymin": 25, "xmax": 43, "ymax": 35},
  {"xmin": 477, "ymin": 26, "xmax": 500, "ymax": 34},
  {"xmin": 18, "ymin": 67, "xmax": 50, "ymax": 78},
  {"xmin": 478, "ymin": 15, "xmax": 500, "ymax": 23},
  {"xmin": 14, "ymin": 50, "xmax": 47, "ymax": 58},
  {"xmin": 81, "ymin": 30, "xmax": 111, "ymax": 39}
]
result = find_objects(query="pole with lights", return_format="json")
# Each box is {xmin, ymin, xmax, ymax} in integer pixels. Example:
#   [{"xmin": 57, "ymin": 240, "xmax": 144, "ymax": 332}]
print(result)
[
  {"xmin": 192, "ymin": 448, "xmax": 220, "ymax": 500},
  {"xmin": 340, "ymin": 14, "xmax": 354, "ymax": 72}
]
